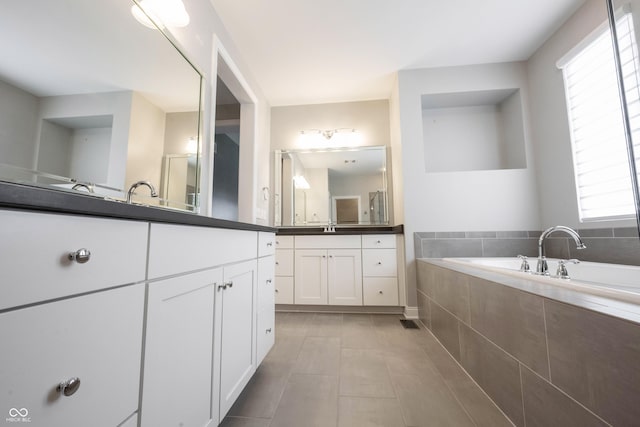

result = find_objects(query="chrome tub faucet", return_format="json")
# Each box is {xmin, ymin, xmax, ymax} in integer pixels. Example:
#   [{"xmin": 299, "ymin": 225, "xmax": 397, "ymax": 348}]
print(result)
[{"xmin": 536, "ymin": 226, "xmax": 586, "ymax": 275}]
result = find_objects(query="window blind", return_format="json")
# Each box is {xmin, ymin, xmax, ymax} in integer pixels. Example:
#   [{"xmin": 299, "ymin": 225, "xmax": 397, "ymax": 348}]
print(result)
[{"xmin": 561, "ymin": 12, "xmax": 640, "ymax": 221}]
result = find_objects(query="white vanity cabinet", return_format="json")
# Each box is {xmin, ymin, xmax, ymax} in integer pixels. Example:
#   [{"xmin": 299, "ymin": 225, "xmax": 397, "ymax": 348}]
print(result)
[
  {"xmin": 257, "ymin": 253, "xmax": 276, "ymax": 365},
  {"xmin": 145, "ymin": 223, "xmax": 264, "ymax": 426},
  {"xmin": 0, "ymin": 283, "xmax": 145, "ymax": 427},
  {"xmin": 362, "ymin": 235, "xmax": 399, "ymax": 305},
  {"xmin": 0, "ymin": 209, "xmax": 148, "ymax": 427},
  {"xmin": 213, "ymin": 259, "xmax": 258, "ymax": 422},
  {"xmin": 283, "ymin": 233, "xmax": 401, "ymax": 307},
  {"xmin": 294, "ymin": 235, "xmax": 363, "ymax": 305},
  {"xmin": 139, "ymin": 269, "xmax": 220, "ymax": 427},
  {"xmin": 274, "ymin": 235, "xmax": 294, "ymax": 304}
]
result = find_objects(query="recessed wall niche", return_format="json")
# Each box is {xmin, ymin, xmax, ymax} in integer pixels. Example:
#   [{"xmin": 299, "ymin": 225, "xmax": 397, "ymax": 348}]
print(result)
[
  {"xmin": 421, "ymin": 89, "xmax": 527, "ymax": 173},
  {"xmin": 37, "ymin": 115, "xmax": 113, "ymax": 184}
]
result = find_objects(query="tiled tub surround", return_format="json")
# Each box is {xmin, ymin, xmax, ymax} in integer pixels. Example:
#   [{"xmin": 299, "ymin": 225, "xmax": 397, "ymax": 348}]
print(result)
[
  {"xmin": 417, "ymin": 259, "xmax": 640, "ymax": 427},
  {"xmin": 415, "ymin": 228, "xmax": 640, "ymax": 266}
]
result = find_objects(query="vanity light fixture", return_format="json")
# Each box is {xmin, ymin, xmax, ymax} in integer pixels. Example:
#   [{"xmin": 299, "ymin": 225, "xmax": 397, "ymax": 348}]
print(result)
[
  {"xmin": 131, "ymin": 0, "xmax": 190, "ymax": 29},
  {"xmin": 300, "ymin": 128, "xmax": 356, "ymax": 140}
]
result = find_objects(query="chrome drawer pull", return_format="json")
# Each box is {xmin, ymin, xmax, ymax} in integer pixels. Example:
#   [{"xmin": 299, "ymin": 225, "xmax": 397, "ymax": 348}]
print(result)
[
  {"xmin": 57, "ymin": 377, "xmax": 81, "ymax": 396},
  {"xmin": 68, "ymin": 248, "xmax": 91, "ymax": 264}
]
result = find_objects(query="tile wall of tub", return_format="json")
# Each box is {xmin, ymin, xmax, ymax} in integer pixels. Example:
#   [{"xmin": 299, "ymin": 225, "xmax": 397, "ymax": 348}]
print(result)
[
  {"xmin": 416, "ymin": 260, "xmax": 640, "ymax": 427},
  {"xmin": 414, "ymin": 227, "xmax": 640, "ymax": 266}
]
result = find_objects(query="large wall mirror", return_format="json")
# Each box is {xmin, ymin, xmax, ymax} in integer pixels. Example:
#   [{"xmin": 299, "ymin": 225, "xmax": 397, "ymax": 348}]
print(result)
[
  {"xmin": 0, "ymin": 0, "xmax": 202, "ymax": 212},
  {"xmin": 274, "ymin": 146, "xmax": 389, "ymax": 227}
]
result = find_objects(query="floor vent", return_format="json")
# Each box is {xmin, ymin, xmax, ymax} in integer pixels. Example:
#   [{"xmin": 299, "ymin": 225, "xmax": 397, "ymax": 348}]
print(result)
[{"xmin": 399, "ymin": 319, "xmax": 419, "ymax": 329}]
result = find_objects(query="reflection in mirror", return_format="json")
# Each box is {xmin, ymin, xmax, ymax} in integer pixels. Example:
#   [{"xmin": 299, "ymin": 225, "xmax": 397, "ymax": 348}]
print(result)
[
  {"xmin": 274, "ymin": 146, "xmax": 388, "ymax": 226},
  {"xmin": 212, "ymin": 78, "xmax": 241, "ymax": 220},
  {"xmin": 0, "ymin": 0, "xmax": 202, "ymax": 212}
]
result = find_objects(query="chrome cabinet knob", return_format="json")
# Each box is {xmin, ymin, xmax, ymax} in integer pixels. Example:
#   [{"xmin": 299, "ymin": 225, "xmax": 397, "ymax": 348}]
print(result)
[
  {"xmin": 267, "ymin": 242, "xmax": 273, "ymax": 247},
  {"xmin": 57, "ymin": 377, "xmax": 81, "ymax": 396},
  {"xmin": 68, "ymin": 248, "xmax": 91, "ymax": 264},
  {"xmin": 275, "ymin": 289, "xmax": 279, "ymax": 293},
  {"xmin": 377, "ymin": 240, "xmax": 381, "ymax": 244},
  {"xmin": 378, "ymin": 290, "xmax": 383, "ymax": 294},
  {"xmin": 377, "ymin": 261, "xmax": 382, "ymax": 265},
  {"xmin": 225, "ymin": 281, "xmax": 233, "ymax": 289},
  {"xmin": 217, "ymin": 283, "xmax": 226, "ymax": 291},
  {"xmin": 266, "ymin": 279, "xmax": 272, "ymax": 284},
  {"xmin": 266, "ymin": 328, "xmax": 272, "ymax": 333}
]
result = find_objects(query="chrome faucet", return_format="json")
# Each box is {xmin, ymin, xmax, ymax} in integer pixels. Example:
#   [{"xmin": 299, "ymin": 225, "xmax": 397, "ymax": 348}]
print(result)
[
  {"xmin": 72, "ymin": 183, "xmax": 94, "ymax": 193},
  {"xmin": 126, "ymin": 180, "xmax": 158, "ymax": 204},
  {"xmin": 536, "ymin": 226, "xmax": 586, "ymax": 275}
]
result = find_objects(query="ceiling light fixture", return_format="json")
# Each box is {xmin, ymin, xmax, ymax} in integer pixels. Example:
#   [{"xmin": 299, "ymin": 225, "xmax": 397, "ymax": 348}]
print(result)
[
  {"xmin": 300, "ymin": 128, "xmax": 356, "ymax": 140},
  {"xmin": 131, "ymin": 0, "xmax": 190, "ymax": 29}
]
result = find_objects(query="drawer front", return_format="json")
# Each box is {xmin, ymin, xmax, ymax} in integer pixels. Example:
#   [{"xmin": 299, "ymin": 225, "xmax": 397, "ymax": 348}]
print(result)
[
  {"xmin": 363, "ymin": 278, "xmax": 399, "ymax": 306},
  {"xmin": 275, "ymin": 235, "xmax": 294, "ymax": 249},
  {"xmin": 258, "ymin": 256, "xmax": 275, "ymax": 309},
  {"xmin": 362, "ymin": 234, "xmax": 396, "ymax": 249},
  {"xmin": 295, "ymin": 235, "xmax": 361, "ymax": 249},
  {"xmin": 148, "ymin": 224, "xmax": 257, "ymax": 279},
  {"xmin": 275, "ymin": 249, "xmax": 294, "ymax": 276},
  {"xmin": 0, "ymin": 209, "xmax": 148, "ymax": 310},
  {"xmin": 362, "ymin": 249, "xmax": 397, "ymax": 277},
  {"xmin": 258, "ymin": 232, "xmax": 276, "ymax": 257},
  {"xmin": 0, "ymin": 284, "xmax": 144, "ymax": 427},
  {"xmin": 274, "ymin": 276, "xmax": 294, "ymax": 304}
]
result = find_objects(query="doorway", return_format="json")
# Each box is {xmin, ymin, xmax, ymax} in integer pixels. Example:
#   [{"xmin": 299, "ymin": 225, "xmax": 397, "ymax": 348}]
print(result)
[{"xmin": 332, "ymin": 196, "xmax": 361, "ymax": 224}]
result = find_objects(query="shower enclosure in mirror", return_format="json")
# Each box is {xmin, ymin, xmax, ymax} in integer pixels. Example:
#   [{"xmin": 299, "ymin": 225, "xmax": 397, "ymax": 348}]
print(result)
[
  {"xmin": 274, "ymin": 146, "xmax": 389, "ymax": 226},
  {"xmin": 0, "ymin": 0, "xmax": 203, "ymax": 212}
]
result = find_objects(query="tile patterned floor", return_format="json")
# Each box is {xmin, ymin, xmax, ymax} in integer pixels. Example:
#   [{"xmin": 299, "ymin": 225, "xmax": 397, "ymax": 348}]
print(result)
[{"xmin": 221, "ymin": 313, "xmax": 514, "ymax": 427}]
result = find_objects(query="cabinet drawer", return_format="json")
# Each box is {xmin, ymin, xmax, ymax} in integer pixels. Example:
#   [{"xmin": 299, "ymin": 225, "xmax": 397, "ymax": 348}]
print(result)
[
  {"xmin": 362, "ymin": 234, "xmax": 396, "ymax": 249},
  {"xmin": 148, "ymin": 224, "xmax": 257, "ymax": 279},
  {"xmin": 258, "ymin": 232, "xmax": 276, "ymax": 257},
  {"xmin": 275, "ymin": 249, "xmax": 294, "ymax": 276},
  {"xmin": 0, "ymin": 284, "xmax": 144, "ymax": 427},
  {"xmin": 363, "ymin": 278, "xmax": 399, "ymax": 305},
  {"xmin": 362, "ymin": 249, "xmax": 397, "ymax": 277},
  {"xmin": 274, "ymin": 276, "xmax": 294, "ymax": 304},
  {"xmin": 258, "ymin": 256, "xmax": 275, "ymax": 309},
  {"xmin": 295, "ymin": 235, "xmax": 361, "ymax": 249},
  {"xmin": 0, "ymin": 210, "xmax": 148, "ymax": 310},
  {"xmin": 275, "ymin": 235, "xmax": 294, "ymax": 249}
]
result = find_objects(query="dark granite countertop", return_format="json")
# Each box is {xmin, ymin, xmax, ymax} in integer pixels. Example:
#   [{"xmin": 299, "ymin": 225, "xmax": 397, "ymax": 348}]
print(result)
[
  {"xmin": 277, "ymin": 225, "xmax": 403, "ymax": 235},
  {"xmin": 0, "ymin": 181, "xmax": 275, "ymax": 232}
]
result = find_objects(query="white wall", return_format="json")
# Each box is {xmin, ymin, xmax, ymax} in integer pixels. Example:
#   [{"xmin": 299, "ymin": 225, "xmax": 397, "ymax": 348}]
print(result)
[
  {"xmin": 270, "ymin": 99, "xmax": 392, "ymax": 225},
  {"xmin": 38, "ymin": 91, "xmax": 133, "ymax": 190},
  {"xmin": 0, "ymin": 80, "xmax": 39, "ymax": 169},
  {"xmin": 164, "ymin": 0, "xmax": 271, "ymax": 224},
  {"xmin": 37, "ymin": 120, "xmax": 71, "ymax": 177},
  {"xmin": 126, "ymin": 93, "xmax": 166, "ymax": 191},
  {"xmin": 70, "ymin": 127, "xmax": 111, "ymax": 184},
  {"xmin": 164, "ymin": 111, "xmax": 200, "ymax": 155},
  {"xmin": 526, "ymin": 0, "xmax": 636, "ymax": 229},
  {"xmin": 303, "ymin": 168, "xmax": 330, "ymax": 223},
  {"xmin": 395, "ymin": 62, "xmax": 541, "ymax": 307}
]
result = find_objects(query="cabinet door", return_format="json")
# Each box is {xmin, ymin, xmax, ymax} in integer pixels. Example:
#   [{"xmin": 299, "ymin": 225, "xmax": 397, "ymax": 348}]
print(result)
[
  {"xmin": 0, "ymin": 285, "xmax": 144, "ymax": 427},
  {"xmin": 275, "ymin": 276, "xmax": 294, "ymax": 304},
  {"xmin": 213, "ymin": 259, "xmax": 257, "ymax": 422},
  {"xmin": 327, "ymin": 249, "xmax": 363, "ymax": 305},
  {"xmin": 294, "ymin": 249, "xmax": 328, "ymax": 304},
  {"xmin": 257, "ymin": 256, "xmax": 275, "ymax": 365},
  {"xmin": 140, "ymin": 269, "xmax": 220, "ymax": 427}
]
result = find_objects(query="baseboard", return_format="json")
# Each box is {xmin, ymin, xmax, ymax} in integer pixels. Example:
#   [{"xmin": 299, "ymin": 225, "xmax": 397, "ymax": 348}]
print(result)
[
  {"xmin": 403, "ymin": 306, "xmax": 419, "ymax": 319},
  {"xmin": 275, "ymin": 304, "xmax": 404, "ymax": 315}
]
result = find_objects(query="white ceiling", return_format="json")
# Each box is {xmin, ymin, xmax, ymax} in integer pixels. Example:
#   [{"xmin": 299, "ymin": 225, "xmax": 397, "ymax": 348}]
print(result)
[{"xmin": 211, "ymin": 0, "xmax": 587, "ymax": 106}]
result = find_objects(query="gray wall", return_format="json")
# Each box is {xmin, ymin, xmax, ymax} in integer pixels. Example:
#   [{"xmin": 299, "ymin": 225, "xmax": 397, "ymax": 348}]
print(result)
[
  {"xmin": 0, "ymin": 79, "xmax": 39, "ymax": 169},
  {"xmin": 415, "ymin": 227, "xmax": 640, "ymax": 266}
]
